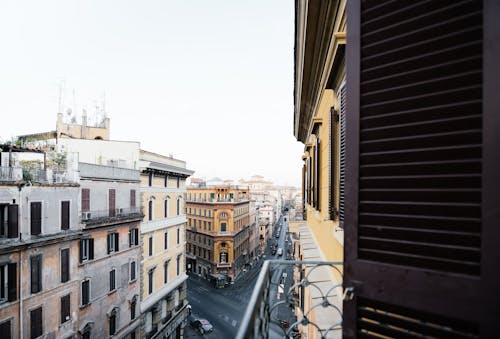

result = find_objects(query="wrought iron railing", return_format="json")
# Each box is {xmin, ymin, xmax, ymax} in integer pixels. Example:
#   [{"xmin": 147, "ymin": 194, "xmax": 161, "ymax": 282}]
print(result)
[
  {"xmin": 81, "ymin": 207, "xmax": 142, "ymax": 224},
  {"xmin": 236, "ymin": 260, "xmax": 343, "ymax": 339},
  {"xmin": 0, "ymin": 166, "xmax": 22, "ymax": 181}
]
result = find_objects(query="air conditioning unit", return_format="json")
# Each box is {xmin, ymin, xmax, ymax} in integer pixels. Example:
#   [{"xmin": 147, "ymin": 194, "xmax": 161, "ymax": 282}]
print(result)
[
  {"xmin": 82, "ymin": 212, "xmax": 92, "ymax": 220},
  {"xmin": 116, "ymin": 208, "xmax": 124, "ymax": 215}
]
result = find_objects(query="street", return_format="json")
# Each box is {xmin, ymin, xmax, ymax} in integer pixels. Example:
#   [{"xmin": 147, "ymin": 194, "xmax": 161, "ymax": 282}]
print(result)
[{"xmin": 186, "ymin": 213, "xmax": 295, "ymax": 339}]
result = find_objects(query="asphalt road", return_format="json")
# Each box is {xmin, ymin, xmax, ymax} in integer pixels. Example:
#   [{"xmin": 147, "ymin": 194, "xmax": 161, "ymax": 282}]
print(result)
[{"xmin": 186, "ymin": 213, "xmax": 295, "ymax": 339}]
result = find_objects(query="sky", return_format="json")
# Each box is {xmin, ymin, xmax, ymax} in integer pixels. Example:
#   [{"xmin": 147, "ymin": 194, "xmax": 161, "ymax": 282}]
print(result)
[{"xmin": 0, "ymin": 0, "xmax": 304, "ymax": 187}]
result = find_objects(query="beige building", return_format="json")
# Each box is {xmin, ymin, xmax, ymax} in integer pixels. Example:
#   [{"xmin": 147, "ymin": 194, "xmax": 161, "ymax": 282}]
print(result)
[
  {"xmin": 186, "ymin": 185, "xmax": 251, "ymax": 282},
  {"xmin": 139, "ymin": 150, "xmax": 193, "ymax": 339}
]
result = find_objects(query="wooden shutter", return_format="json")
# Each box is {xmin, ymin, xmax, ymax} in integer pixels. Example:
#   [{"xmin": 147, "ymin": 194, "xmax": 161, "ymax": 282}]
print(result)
[
  {"xmin": 131, "ymin": 261, "xmax": 136, "ymax": 281},
  {"xmin": 30, "ymin": 255, "xmax": 42, "ymax": 294},
  {"xmin": 61, "ymin": 249, "xmax": 70, "ymax": 283},
  {"xmin": 79, "ymin": 240, "xmax": 84, "ymax": 263},
  {"xmin": 148, "ymin": 201, "xmax": 153, "ymax": 221},
  {"xmin": 82, "ymin": 189, "xmax": 90, "ymax": 212},
  {"xmin": 7, "ymin": 263, "xmax": 16, "ymax": 302},
  {"xmin": 7, "ymin": 204, "xmax": 18, "ymax": 238},
  {"xmin": 134, "ymin": 229, "xmax": 139, "ymax": 246},
  {"xmin": 330, "ymin": 107, "xmax": 338, "ymax": 220},
  {"xmin": 30, "ymin": 202, "xmax": 41, "ymax": 235},
  {"xmin": 130, "ymin": 189, "xmax": 136, "ymax": 208},
  {"xmin": 107, "ymin": 234, "xmax": 111, "ymax": 254},
  {"xmin": 88, "ymin": 238, "xmax": 94, "ymax": 260},
  {"xmin": 114, "ymin": 233, "xmax": 119, "ymax": 252},
  {"xmin": 109, "ymin": 189, "xmax": 116, "ymax": 217},
  {"xmin": 338, "ymin": 82, "xmax": 346, "ymax": 225},
  {"xmin": 344, "ymin": 0, "xmax": 499, "ymax": 337},
  {"xmin": 109, "ymin": 270, "xmax": 115, "ymax": 291},
  {"xmin": 0, "ymin": 319, "xmax": 11, "ymax": 339},
  {"xmin": 61, "ymin": 201, "xmax": 70, "ymax": 230},
  {"xmin": 60, "ymin": 294, "xmax": 70, "ymax": 324},
  {"xmin": 82, "ymin": 280, "xmax": 90, "ymax": 305},
  {"xmin": 149, "ymin": 237, "xmax": 153, "ymax": 256},
  {"xmin": 30, "ymin": 307, "xmax": 42, "ymax": 339}
]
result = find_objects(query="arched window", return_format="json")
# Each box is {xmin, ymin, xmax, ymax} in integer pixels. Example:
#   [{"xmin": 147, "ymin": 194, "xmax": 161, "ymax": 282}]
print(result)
[
  {"xmin": 176, "ymin": 198, "xmax": 181, "ymax": 215},
  {"xmin": 164, "ymin": 198, "xmax": 169, "ymax": 218}
]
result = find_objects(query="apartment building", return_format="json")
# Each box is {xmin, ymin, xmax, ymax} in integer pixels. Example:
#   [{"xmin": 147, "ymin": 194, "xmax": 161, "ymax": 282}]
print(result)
[
  {"xmin": 186, "ymin": 185, "xmax": 250, "ymax": 282},
  {"xmin": 0, "ymin": 145, "xmax": 81, "ymax": 339},
  {"xmin": 139, "ymin": 150, "xmax": 193, "ymax": 339}
]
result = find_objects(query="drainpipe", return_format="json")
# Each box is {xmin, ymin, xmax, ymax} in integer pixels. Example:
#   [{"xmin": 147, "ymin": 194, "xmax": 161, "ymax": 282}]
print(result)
[{"xmin": 18, "ymin": 183, "xmax": 24, "ymax": 339}]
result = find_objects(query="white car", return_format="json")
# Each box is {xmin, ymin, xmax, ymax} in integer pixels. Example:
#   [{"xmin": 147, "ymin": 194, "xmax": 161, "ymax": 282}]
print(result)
[{"xmin": 277, "ymin": 248, "xmax": 283, "ymax": 256}]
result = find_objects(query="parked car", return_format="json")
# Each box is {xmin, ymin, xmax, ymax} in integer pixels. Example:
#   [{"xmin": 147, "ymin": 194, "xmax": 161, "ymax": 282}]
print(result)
[
  {"xmin": 277, "ymin": 248, "xmax": 283, "ymax": 256},
  {"xmin": 271, "ymin": 248, "xmax": 277, "ymax": 255},
  {"xmin": 190, "ymin": 317, "xmax": 214, "ymax": 335}
]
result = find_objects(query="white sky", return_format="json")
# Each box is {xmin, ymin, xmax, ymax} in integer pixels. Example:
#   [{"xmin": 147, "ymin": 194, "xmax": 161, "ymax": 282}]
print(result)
[{"xmin": 0, "ymin": 0, "xmax": 304, "ymax": 186}]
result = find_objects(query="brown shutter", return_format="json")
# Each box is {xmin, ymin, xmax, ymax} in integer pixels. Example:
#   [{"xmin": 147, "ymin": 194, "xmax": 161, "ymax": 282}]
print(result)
[
  {"xmin": 79, "ymin": 240, "xmax": 84, "ymax": 263},
  {"xmin": 30, "ymin": 202, "xmax": 41, "ymax": 235},
  {"xmin": 130, "ymin": 189, "xmax": 136, "ymax": 208},
  {"xmin": 88, "ymin": 238, "xmax": 94, "ymax": 260},
  {"xmin": 109, "ymin": 189, "xmax": 116, "ymax": 217},
  {"xmin": 330, "ymin": 107, "xmax": 339, "ymax": 220},
  {"xmin": 30, "ymin": 255, "xmax": 42, "ymax": 294},
  {"xmin": 114, "ymin": 233, "xmax": 119, "ymax": 252},
  {"xmin": 61, "ymin": 201, "xmax": 70, "ymax": 230},
  {"xmin": 82, "ymin": 189, "xmax": 90, "ymax": 212},
  {"xmin": 60, "ymin": 294, "xmax": 70, "ymax": 324},
  {"xmin": 107, "ymin": 234, "xmax": 111, "ymax": 254},
  {"xmin": 7, "ymin": 263, "xmax": 16, "ymax": 302},
  {"xmin": 61, "ymin": 249, "xmax": 70, "ymax": 283},
  {"xmin": 30, "ymin": 306, "xmax": 42, "ymax": 339},
  {"xmin": 343, "ymin": 0, "xmax": 497, "ymax": 337},
  {"xmin": 0, "ymin": 319, "xmax": 10, "ymax": 339},
  {"xmin": 7, "ymin": 204, "xmax": 18, "ymax": 238},
  {"xmin": 82, "ymin": 280, "xmax": 90, "ymax": 305},
  {"xmin": 338, "ymin": 83, "xmax": 346, "ymax": 225}
]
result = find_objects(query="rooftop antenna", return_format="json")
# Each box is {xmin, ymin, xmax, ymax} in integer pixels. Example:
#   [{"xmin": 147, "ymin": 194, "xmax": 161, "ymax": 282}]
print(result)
[{"xmin": 58, "ymin": 79, "xmax": 66, "ymax": 113}]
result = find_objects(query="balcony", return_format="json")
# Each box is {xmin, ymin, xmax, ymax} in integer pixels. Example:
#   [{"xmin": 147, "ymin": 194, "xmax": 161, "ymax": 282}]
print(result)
[
  {"xmin": 0, "ymin": 167, "xmax": 22, "ymax": 182},
  {"xmin": 81, "ymin": 207, "xmax": 142, "ymax": 226},
  {"xmin": 0, "ymin": 166, "xmax": 78, "ymax": 184},
  {"xmin": 236, "ymin": 260, "xmax": 343, "ymax": 339},
  {"xmin": 79, "ymin": 162, "xmax": 139, "ymax": 181}
]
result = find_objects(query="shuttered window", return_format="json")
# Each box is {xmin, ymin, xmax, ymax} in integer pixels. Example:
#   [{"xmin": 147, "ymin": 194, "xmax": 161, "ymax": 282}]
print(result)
[
  {"xmin": 130, "ymin": 189, "xmax": 136, "ymax": 208},
  {"xmin": 30, "ymin": 255, "xmax": 42, "ymax": 294},
  {"xmin": 129, "ymin": 228, "xmax": 139, "ymax": 247},
  {"xmin": 1, "ymin": 263, "xmax": 17, "ymax": 302},
  {"xmin": 79, "ymin": 238, "xmax": 94, "ymax": 262},
  {"xmin": 61, "ymin": 201, "xmax": 70, "ymax": 230},
  {"xmin": 107, "ymin": 233, "xmax": 119, "ymax": 254},
  {"xmin": 164, "ymin": 199, "xmax": 168, "ymax": 218},
  {"xmin": 109, "ymin": 269, "xmax": 116, "ymax": 292},
  {"xmin": 164, "ymin": 261, "xmax": 169, "ymax": 283},
  {"xmin": 0, "ymin": 319, "xmax": 11, "ymax": 339},
  {"xmin": 81, "ymin": 279, "xmax": 90, "ymax": 306},
  {"xmin": 148, "ymin": 200, "xmax": 153, "ymax": 221},
  {"xmin": 339, "ymin": 82, "xmax": 346, "ymax": 225},
  {"xmin": 82, "ymin": 189, "xmax": 90, "ymax": 212},
  {"xmin": 148, "ymin": 236, "xmax": 153, "ymax": 256},
  {"xmin": 131, "ymin": 299, "xmax": 136, "ymax": 320},
  {"xmin": 130, "ymin": 261, "xmax": 136, "ymax": 281},
  {"xmin": 60, "ymin": 248, "xmax": 70, "ymax": 283},
  {"xmin": 7, "ymin": 205, "xmax": 18, "ymax": 238},
  {"xmin": 60, "ymin": 294, "xmax": 70, "ymax": 324},
  {"xmin": 109, "ymin": 189, "xmax": 116, "ymax": 217},
  {"xmin": 30, "ymin": 202, "xmax": 41, "ymax": 235},
  {"xmin": 30, "ymin": 306, "xmax": 42, "ymax": 339},
  {"xmin": 164, "ymin": 232, "xmax": 168, "ymax": 249},
  {"xmin": 148, "ymin": 270, "xmax": 153, "ymax": 294},
  {"xmin": 109, "ymin": 311, "xmax": 117, "ymax": 335}
]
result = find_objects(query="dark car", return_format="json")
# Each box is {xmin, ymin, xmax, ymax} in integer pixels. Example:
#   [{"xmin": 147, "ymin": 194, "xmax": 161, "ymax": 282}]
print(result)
[
  {"xmin": 190, "ymin": 317, "xmax": 213, "ymax": 335},
  {"xmin": 271, "ymin": 248, "xmax": 277, "ymax": 255}
]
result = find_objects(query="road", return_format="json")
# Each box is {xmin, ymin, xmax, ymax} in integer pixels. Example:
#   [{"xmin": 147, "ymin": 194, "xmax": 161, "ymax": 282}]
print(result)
[{"xmin": 186, "ymin": 213, "xmax": 295, "ymax": 339}]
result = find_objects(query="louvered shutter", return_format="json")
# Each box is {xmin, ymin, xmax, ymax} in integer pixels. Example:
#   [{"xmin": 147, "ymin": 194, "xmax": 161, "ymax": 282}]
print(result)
[
  {"xmin": 30, "ymin": 202, "xmax": 42, "ymax": 235},
  {"xmin": 338, "ymin": 82, "xmax": 346, "ymax": 225},
  {"xmin": 82, "ymin": 189, "xmax": 90, "ymax": 212},
  {"xmin": 61, "ymin": 248, "xmax": 69, "ymax": 283},
  {"xmin": 330, "ymin": 107, "xmax": 338, "ymax": 220},
  {"xmin": 61, "ymin": 201, "xmax": 70, "ymax": 230},
  {"xmin": 109, "ymin": 189, "xmax": 116, "ymax": 217},
  {"xmin": 30, "ymin": 255, "xmax": 42, "ymax": 293},
  {"xmin": 130, "ymin": 189, "xmax": 136, "ymax": 208},
  {"xmin": 7, "ymin": 263, "xmax": 16, "ymax": 302},
  {"xmin": 30, "ymin": 307, "xmax": 43, "ymax": 339},
  {"xmin": 343, "ymin": 0, "xmax": 498, "ymax": 337},
  {"xmin": 7, "ymin": 204, "xmax": 18, "ymax": 238},
  {"xmin": 88, "ymin": 238, "xmax": 94, "ymax": 260},
  {"xmin": 114, "ymin": 233, "xmax": 119, "ymax": 252}
]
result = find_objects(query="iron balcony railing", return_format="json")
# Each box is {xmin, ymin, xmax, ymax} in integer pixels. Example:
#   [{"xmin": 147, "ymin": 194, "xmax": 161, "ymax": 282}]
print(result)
[
  {"xmin": 0, "ymin": 166, "xmax": 22, "ymax": 181},
  {"xmin": 81, "ymin": 207, "xmax": 142, "ymax": 225},
  {"xmin": 236, "ymin": 260, "xmax": 343, "ymax": 339}
]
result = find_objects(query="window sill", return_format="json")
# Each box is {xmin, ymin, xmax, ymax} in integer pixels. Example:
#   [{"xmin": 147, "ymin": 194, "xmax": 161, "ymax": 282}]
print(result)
[
  {"xmin": 129, "ymin": 278, "xmax": 137, "ymax": 284},
  {"xmin": 80, "ymin": 303, "xmax": 91, "ymax": 309},
  {"xmin": 108, "ymin": 289, "xmax": 117, "ymax": 296}
]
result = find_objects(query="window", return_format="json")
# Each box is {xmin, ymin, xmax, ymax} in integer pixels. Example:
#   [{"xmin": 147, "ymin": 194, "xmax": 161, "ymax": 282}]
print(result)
[
  {"xmin": 210, "ymin": 193, "xmax": 214, "ymax": 200},
  {"xmin": 61, "ymin": 200, "xmax": 70, "ymax": 230},
  {"xmin": 164, "ymin": 232, "xmax": 168, "ymax": 250},
  {"xmin": 176, "ymin": 256, "xmax": 181, "ymax": 276},
  {"xmin": 129, "ymin": 228, "xmax": 139, "ymax": 247},
  {"xmin": 220, "ymin": 212, "xmax": 227, "ymax": 218},
  {"xmin": 164, "ymin": 199, "xmax": 169, "ymax": 218},
  {"xmin": 177, "ymin": 228, "xmax": 180, "ymax": 244},
  {"xmin": 81, "ymin": 279, "xmax": 90, "ymax": 306},
  {"xmin": 164, "ymin": 175, "xmax": 168, "ymax": 187},
  {"xmin": 130, "ymin": 261, "xmax": 136, "ymax": 281},
  {"xmin": 30, "ymin": 255, "xmax": 42, "ymax": 294},
  {"xmin": 221, "ymin": 223, "xmax": 227, "ymax": 232},
  {"xmin": 0, "ymin": 263, "xmax": 16, "ymax": 303},
  {"xmin": 60, "ymin": 248, "xmax": 70, "ymax": 283},
  {"xmin": 0, "ymin": 204, "xmax": 19, "ymax": 238},
  {"xmin": 82, "ymin": 324, "xmax": 91, "ymax": 339},
  {"xmin": 107, "ymin": 232, "xmax": 119, "ymax": 254},
  {"xmin": 109, "ymin": 189, "xmax": 116, "ymax": 217},
  {"xmin": 130, "ymin": 189, "xmax": 136, "ymax": 208},
  {"xmin": 109, "ymin": 269, "xmax": 116, "ymax": 292},
  {"xmin": 0, "ymin": 319, "xmax": 11, "ymax": 339},
  {"xmin": 176, "ymin": 177, "xmax": 180, "ymax": 188},
  {"xmin": 164, "ymin": 261, "xmax": 169, "ymax": 283},
  {"xmin": 148, "ymin": 173, "xmax": 152, "ymax": 186},
  {"xmin": 109, "ymin": 310, "xmax": 117, "ymax": 335},
  {"xmin": 148, "ymin": 270, "xmax": 154, "ymax": 294},
  {"xmin": 148, "ymin": 200, "xmax": 153, "ymax": 221},
  {"xmin": 79, "ymin": 238, "xmax": 94, "ymax": 262},
  {"xmin": 148, "ymin": 236, "xmax": 153, "ymax": 256},
  {"xmin": 131, "ymin": 299, "xmax": 136, "ymax": 320},
  {"xmin": 82, "ymin": 188, "xmax": 90, "ymax": 212},
  {"xmin": 30, "ymin": 202, "xmax": 41, "ymax": 235},
  {"xmin": 60, "ymin": 294, "xmax": 70, "ymax": 324},
  {"xmin": 30, "ymin": 306, "xmax": 42, "ymax": 339},
  {"xmin": 220, "ymin": 252, "xmax": 227, "ymax": 263},
  {"xmin": 176, "ymin": 199, "xmax": 180, "ymax": 215}
]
